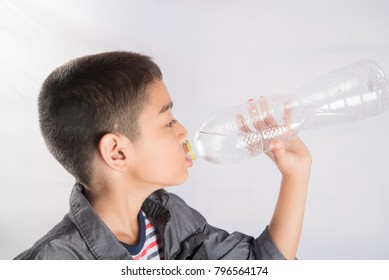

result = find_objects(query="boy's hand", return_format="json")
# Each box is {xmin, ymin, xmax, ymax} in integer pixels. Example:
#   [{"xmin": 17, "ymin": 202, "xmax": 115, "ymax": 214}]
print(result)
[
  {"xmin": 266, "ymin": 137, "xmax": 312, "ymax": 177},
  {"xmin": 238, "ymin": 96, "xmax": 312, "ymax": 176}
]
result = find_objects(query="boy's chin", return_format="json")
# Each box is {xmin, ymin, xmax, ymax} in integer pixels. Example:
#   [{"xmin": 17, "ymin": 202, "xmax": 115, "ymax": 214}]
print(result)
[{"xmin": 165, "ymin": 172, "xmax": 190, "ymax": 188}]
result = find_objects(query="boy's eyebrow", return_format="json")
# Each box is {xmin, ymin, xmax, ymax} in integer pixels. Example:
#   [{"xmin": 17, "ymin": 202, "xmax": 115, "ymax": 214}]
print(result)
[{"xmin": 159, "ymin": 101, "xmax": 173, "ymax": 114}]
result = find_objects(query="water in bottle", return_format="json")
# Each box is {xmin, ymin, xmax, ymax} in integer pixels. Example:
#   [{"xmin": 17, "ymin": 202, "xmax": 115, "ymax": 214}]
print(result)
[{"xmin": 184, "ymin": 59, "xmax": 389, "ymax": 164}]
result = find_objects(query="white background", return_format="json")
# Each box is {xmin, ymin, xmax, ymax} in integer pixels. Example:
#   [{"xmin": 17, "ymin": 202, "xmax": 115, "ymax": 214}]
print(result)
[{"xmin": 1, "ymin": 0, "xmax": 388, "ymax": 260}]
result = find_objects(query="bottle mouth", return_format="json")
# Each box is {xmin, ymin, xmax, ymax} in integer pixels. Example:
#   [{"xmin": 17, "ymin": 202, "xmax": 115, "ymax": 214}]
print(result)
[{"xmin": 183, "ymin": 140, "xmax": 196, "ymax": 161}]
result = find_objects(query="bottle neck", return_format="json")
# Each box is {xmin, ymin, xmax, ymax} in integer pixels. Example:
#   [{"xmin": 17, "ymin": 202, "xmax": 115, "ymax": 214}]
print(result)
[{"xmin": 184, "ymin": 140, "xmax": 196, "ymax": 161}]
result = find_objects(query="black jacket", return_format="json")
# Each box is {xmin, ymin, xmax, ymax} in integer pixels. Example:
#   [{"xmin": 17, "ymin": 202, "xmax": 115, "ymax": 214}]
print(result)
[{"xmin": 15, "ymin": 183, "xmax": 285, "ymax": 260}]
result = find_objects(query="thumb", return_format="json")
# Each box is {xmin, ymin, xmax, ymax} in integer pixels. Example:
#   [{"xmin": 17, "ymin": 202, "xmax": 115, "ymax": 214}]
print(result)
[{"xmin": 271, "ymin": 140, "xmax": 286, "ymax": 162}]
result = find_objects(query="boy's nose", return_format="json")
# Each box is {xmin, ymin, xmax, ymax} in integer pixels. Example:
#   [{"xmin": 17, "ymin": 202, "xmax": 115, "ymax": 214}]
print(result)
[{"xmin": 177, "ymin": 121, "xmax": 188, "ymax": 141}]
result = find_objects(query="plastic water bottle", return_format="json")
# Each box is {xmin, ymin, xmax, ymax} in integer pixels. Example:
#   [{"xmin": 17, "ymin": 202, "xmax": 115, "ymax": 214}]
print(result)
[{"xmin": 184, "ymin": 59, "xmax": 389, "ymax": 163}]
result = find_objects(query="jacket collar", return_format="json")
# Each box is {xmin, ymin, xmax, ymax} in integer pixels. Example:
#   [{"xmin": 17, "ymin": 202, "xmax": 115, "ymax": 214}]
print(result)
[
  {"xmin": 68, "ymin": 182, "xmax": 171, "ymax": 260},
  {"xmin": 143, "ymin": 190, "xmax": 171, "ymax": 223},
  {"xmin": 68, "ymin": 183, "xmax": 131, "ymax": 259}
]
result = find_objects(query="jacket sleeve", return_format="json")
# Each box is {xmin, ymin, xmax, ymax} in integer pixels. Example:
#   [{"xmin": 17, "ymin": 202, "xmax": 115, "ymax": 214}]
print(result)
[
  {"xmin": 200, "ymin": 214, "xmax": 286, "ymax": 260},
  {"xmin": 166, "ymin": 192, "xmax": 286, "ymax": 260}
]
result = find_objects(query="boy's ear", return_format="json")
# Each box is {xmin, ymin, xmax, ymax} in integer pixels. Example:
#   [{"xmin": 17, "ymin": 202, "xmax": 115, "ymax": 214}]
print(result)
[{"xmin": 98, "ymin": 133, "xmax": 131, "ymax": 172}]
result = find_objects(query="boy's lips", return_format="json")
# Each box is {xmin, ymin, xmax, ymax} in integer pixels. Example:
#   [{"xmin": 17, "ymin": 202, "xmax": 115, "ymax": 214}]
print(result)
[
  {"xmin": 183, "ymin": 142, "xmax": 193, "ymax": 167},
  {"xmin": 186, "ymin": 157, "xmax": 193, "ymax": 168}
]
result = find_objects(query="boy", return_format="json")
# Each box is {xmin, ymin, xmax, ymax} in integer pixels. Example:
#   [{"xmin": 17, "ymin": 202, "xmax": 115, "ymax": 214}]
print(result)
[{"xmin": 15, "ymin": 51, "xmax": 311, "ymax": 260}]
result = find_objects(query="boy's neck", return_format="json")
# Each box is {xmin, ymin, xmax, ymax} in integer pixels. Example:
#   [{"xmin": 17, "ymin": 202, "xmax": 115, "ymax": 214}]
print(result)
[{"xmin": 84, "ymin": 182, "xmax": 151, "ymax": 246}]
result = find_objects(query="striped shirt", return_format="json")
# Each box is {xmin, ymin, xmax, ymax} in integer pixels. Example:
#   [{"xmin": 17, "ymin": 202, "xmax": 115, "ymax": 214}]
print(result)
[{"xmin": 121, "ymin": 211, "xmax": 164, "ymax": 260}]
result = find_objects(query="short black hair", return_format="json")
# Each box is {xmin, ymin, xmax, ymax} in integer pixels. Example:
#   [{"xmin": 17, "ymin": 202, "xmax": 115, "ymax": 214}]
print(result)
[{"xmin": 38, "ymin": 51, "xmax": 162, "ymax": 185}]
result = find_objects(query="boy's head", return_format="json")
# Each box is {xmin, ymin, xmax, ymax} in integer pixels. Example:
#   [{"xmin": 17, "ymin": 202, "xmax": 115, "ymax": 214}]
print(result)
[{"xmin": 38, "ymin": 51, "xmax": 163, "ymax": 186}]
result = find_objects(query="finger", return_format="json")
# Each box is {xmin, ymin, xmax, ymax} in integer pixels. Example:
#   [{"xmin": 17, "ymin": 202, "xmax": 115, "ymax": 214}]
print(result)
[
  {"xmin": 235, "ymin": 113, "xmax": 251, "ymax": 134},
  {"xmin": 265, "ymin": 140, "xmax": 284, "ymax": 162},
  {"xmin": 259, "ymin": 96, "xmax": 277, "ymax": 127},
  {"xmin": 248, "ymin": 98, "xmax": 267, "ymax": 132},
  {"xmin": 283, "ymin": 100, "xmax": 294, "ymax": 137},
  {"xmin": 270, "ymin": 140, "xmax": 285, "ymax": 161},
  {"xmin": 284, "ymin": 101, "xmax": 292, "ymax": 126}
]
